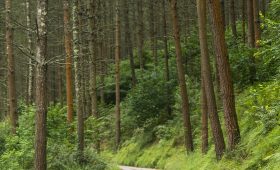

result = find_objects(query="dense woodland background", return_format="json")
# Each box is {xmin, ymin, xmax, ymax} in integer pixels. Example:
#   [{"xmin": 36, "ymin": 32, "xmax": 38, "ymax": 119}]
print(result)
[{"xmin": 0, "ymin": 0, "xmax": 279, "ymax": 169}]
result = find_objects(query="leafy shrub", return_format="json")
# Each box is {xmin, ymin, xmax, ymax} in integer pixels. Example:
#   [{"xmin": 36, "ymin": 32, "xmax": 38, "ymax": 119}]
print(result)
[{"xmin": 122, "ymin": 70, "xmax": 176, "ymax": 128}]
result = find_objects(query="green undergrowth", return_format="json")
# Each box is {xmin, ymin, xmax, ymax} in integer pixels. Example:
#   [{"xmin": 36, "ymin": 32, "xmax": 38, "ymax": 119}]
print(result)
[
  {"xmin": 0, "ymin": 104, "xmax": 119, "ymax": 170},
  {"xmin": 113, "ymin": 80, "xmax": 280, "ymax": 170}
]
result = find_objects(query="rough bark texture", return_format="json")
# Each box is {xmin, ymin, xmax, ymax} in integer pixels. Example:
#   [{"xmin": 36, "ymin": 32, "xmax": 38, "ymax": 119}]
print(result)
[
  {"xmin": 208, "ymin": 0, "xmax": 241, "ymax": 151},
  {"xmin": 197, "ymin": 0, "xmax": 225, "ymax": 159},
  {"xmin": 137, "ymin": 0, "xmax": 144, "ymax": 71},
  {"xmin": 87, "ymin": 0, "xmax": 98, "ymax": 118},
  {"xmin": 6, "ymin": 0, "xmax": 18, "ymax": 134},
  {"xmin": 229, "ymin": 0, "xmax": 237, "ymax": 39},
  {"xmin": 169, "ymin": 0, "xmax": 194, "ymax": 153},
  {"xmin": 201, "ymin": 80, "xmax": 208, "ymax": 154},
  {"xmin": 247, "ymin": 0, "xmax": 255, "ymax": 48},
  {"xmin": 247, "ymin": 0, "xmax": 257, "ymax": 83},
  {"xmin": 124, "ymin": 0, "xmax": 137, "ymax": 87},
  {"xmin": 220, "ymin": 0, "xmax": 226, "ymax": 29},
  {"xmin": 242, "ymin": 0, "xmax": 247, "ymax": 43},
  {"xmin": 34, "ymin": 0, "xmax": 48, "ymax": 169},
  {"xmin": 26, "ymin": 0, "xmax": 33, "ymax": 105},
  {"xmin": 149, "ymin": 1, "xmax": 157, "ymax": 67},
  {"xmin": 73, "ymin": 0, "xmax": 84, "ymax": 162},
  {"xmin": 115, "ymin": 0, "xmax": 121, "ymax": 150},
  {"xmin": 163, "ymin": 0, "xmax": 171, "ymax": 116},
  {"xmin": 253, "ymin": 0, "xmax": 261, "ymax": 47},
  {"xmin": 63, "ymin": 0, "xmax": 74, "ymax": 123}
]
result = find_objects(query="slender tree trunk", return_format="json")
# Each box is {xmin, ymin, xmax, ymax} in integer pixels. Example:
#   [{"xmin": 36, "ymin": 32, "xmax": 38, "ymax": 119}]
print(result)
[
  {"xmin": 247, "ymin": 0, "xmax": 256, "ymax": 83},
  {"xmin": 57, "ymin": 64, "xmax": 63, "ymax": 104},
  {"xmin": 169, "ymin": 0, "xmax": 194, "ymax": 153},
  {"xmin": 34, "ymin": 0, "xmax": 48, "ymax": 169},
  {"xmin": 229, "ymin": 0, "xmax": 237, "ymax": 39},
  {"xmin": 253, "ymin": 0, "xmax": 261, "ymax": 47},
  {"xmin": 242, "ymin": 0, "xmax": 246, "ymax": 43},
  {"xmin": 248, "ymin": 0, "xmax": 255, "ymax": 48},
  {"xmin": 6, "ymin": 0, "xmax": 18, "ymax": 134},
  {"xmin": 73, "ymin": 0, "xmax": 84, "ymax": 162},
  {"xmin": 26, "ymin": 0, "xmax": 33, "ymax": 105},
  {"xmin": 163, "ymin": 0, "xmax": 171, "ymax": 116},
  {"xmin": 87, "ymin": 0, "xmax": 98, "ymax": 118},
  {"xmin": 115, "ymin": 0, "xmax": 121, "ymax": 150},
  {"xmin": 100, "ymin": 42, "xmax": 106, "ymax": 104},
  {"xmin": 220, "ymin": 0, "xmax": 226, "ymax": 29},
  {"xmin": 208, "ymin": 0, "xmax": 241, "ymax": 151},
  {"xmin": 137, "ymin": 0, "xmax": 144, "ymax": 71},
  {"xmin": 63, "ymin": 0, "xmax": 74, "ymax": 123},
  {"xmin": 149, "ymin": 1, "xmax": 157, "ymax": 67},
  {"xmin": 201, "ymin": 80, "xmax": 208, "ymax": 154},
  {"xmin": 124, "ymin": 0, "xmax": 137, "ymax": 87},
  {"xmin": 197, "ymin": 0, "xmax": 225, "ymax": 159}
]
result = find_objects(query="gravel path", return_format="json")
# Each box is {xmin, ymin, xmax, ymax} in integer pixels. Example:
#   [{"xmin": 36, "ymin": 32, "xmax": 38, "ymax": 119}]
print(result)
[{"xmin": 119, "ymin": 166, "xmax": 157, "ymax": 170}]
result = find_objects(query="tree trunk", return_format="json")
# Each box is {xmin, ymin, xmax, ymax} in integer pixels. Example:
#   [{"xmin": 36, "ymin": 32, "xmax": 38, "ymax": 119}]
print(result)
[
  {"xmin": 115, "ymin": 0, "xmax": 121, "ymax": 150},
  {"xmin": 220, "ymin": 0, "xmax": 226, "ymax": 29},
  {"xmin": 34, "ymin": 0, "xmax": 48, "ymax": 169},
  {"xmin": 137, "ymin": 0, "xmax": 144, "ymax": 71},
  {"xmin": 6, "ymin": 0, "xmax": 18, "ymax": 134},
  {"xmin": 201, "ymin": 80, "xmax": 208, "ymax": 154},
  {"xmin": 229, "ymin": 0, "xmax": 237, "ymax": 39},
  {"xmin": 253, "ymin": 0, "xmax": 261, "ymax": 47},
  {"xmin": 73, "ymin": 0, "xmax": 84, "ymax": 162},
  {"xmin": 63, "ymin": 0, "xmax": 74, "ymax": 123},
  {"xmin": 149, "ymin": 1, "xmax": 157, "ymax": 67},
  {"xmin": 87, "ymin": 0, "xmax": 98, "ymax": 118},
  {"xmin": 169, "ymin": 0, "xmax": 194, "ymax": 153},
  {"xmin": 197, "ymin": 0, "xmax": 225, "ymax": 159},
  {"xmin": 124, "ymin": 0, "xmax": 137, "ymax": 87},
  {"xmin": 247, "ymin": 0, "xmax": 256, "ymax": 83},
  {"xmin": 163, "ymin": 0, "xmax": 171, "ymax": 116},
  {"xmin": 242, "ymin": 0, "xmax": 246, "ymax": 43},
  {"xmin": 208, "ymin": 0, "xmax": 241, "ymax": 151},
  {"xmin": 26, "ymin": 0, "xmax": 33, "ymax": 105}
]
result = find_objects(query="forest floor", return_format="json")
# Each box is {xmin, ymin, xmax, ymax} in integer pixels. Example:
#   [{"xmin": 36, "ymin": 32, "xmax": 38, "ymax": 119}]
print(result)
[{"xmin": 119, "ymin": 166, "xmax": 157, "ymax": 170}]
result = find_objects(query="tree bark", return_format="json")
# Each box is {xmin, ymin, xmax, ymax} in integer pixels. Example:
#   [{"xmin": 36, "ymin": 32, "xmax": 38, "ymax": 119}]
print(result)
[
  {"xmin": 5, "ymin": 0, "xmax": 18, "ymax": 134},
  {"xmin": 208, "ymin": 0, "xmax": 241, "ymax": 151},
  {"xmin": 220, "ymin": 0, "xmax": 226, "ymax": 29},
  {"xmin": 149, "ymin": 1, "xmax": 157, "ymax": 67},
  {"xmin": 63, "ymin": 0, "xmax": 74, "ymax": 123},
  {"xmin": 229, "ymin": 0, "xmax": 237, "ymax": 39},
  {"xmin": 201, "ymin": 80, "xmax": 208, "ymax": 154},
  {"xmin": 26, "ymin": 0, "xmax": 33, "ymax": 105},
  {"xmin": 169, "ymin": 0, "xmax": 194, "ymax": 153},
  {"xmin": 242, "ymin": 0, "xmax": 246, "ymax": 43},
  {"xmin": 197, "ymin": 0, "xmax": 225, "ymax": 159},
  {"xmin": 137, "ymin": 0, "xmax": 144, "ymax": 71},
  {"xmin": 253, "ymin": 0, "xmax": 261, "ymax": 47},
  {"xmin": 247, "ymin": 0, "xmax": 256, "ymax": 83},
  {"xmin": 34, "ymin": 0, "xmax": 48, "ymax": 169},
  {"xmin": 73, "ymin": 0, "xmax": 84, "ymax": 162},
  {"xmin": 163, "ymin": 0, "xmax": 171, "ymax": 116},
  {"xmin": 124, "ymin": 0, "xmax": 137, "ymax": 87},
  {"xmin": 115, "ymin": 0, "xmax": 121, "ymax": 150},
  {"xmin": 87, "ymin": 0, "xmax": 98, "ymax": 118}
]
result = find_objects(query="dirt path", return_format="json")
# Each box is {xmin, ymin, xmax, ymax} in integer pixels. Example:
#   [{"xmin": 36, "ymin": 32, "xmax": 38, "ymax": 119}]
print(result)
[{"xmin": 119, "ymin": 166, "xmax": 157, "ymax": 170}]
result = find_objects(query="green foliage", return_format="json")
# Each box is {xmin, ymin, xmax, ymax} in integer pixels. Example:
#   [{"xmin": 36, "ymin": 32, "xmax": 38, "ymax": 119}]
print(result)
[
  {"xmin": 120, "ymin": 68, "xmax": 177, "ymax": 138},
  {"xmin": 114, "ymin": 80, "xmax": 280, "ymax": 169},
  {"xmin": 85, "ymin": 105, "xmax": 115, "ymax": 150},
  {"xmin": 0, "ymin": 104, "xmax": 114, "ymax": 170}
]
